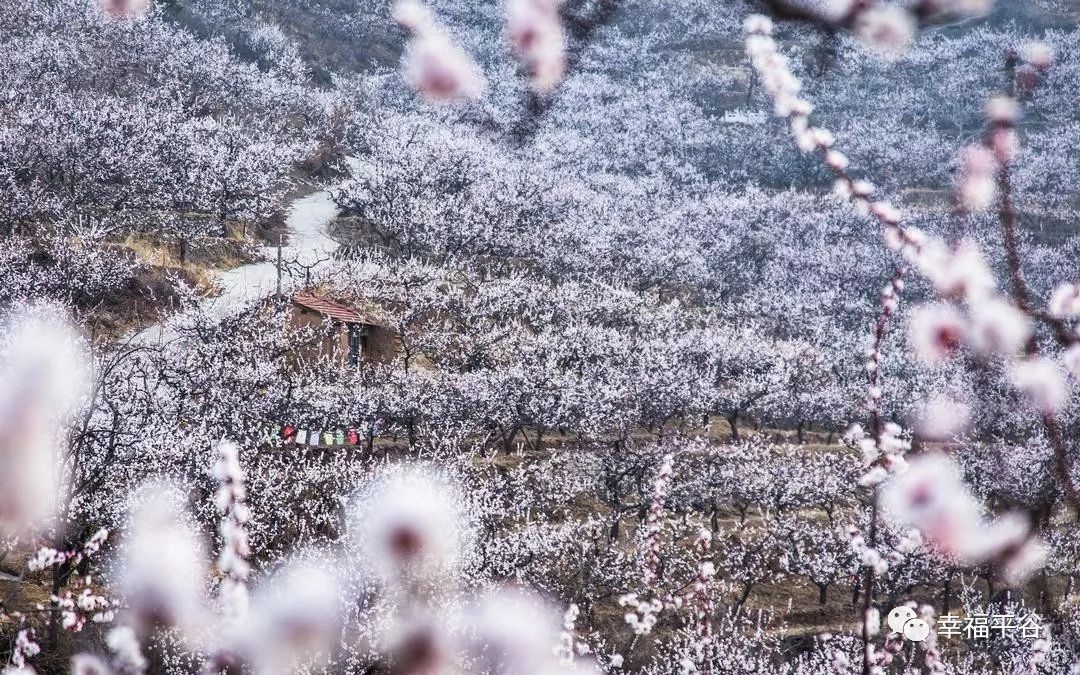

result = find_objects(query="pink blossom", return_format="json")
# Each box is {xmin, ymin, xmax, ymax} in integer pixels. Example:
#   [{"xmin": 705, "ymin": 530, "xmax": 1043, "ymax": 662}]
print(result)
[
  {"xmin": 393, "ymin": 1, "xmax": 486, "ymax": 103},
  {"xmin": 881, "ymin": 455, "xmax": 978, "ymax": 549},
  {"xmin": 507, "ymin": 0, "xmax": 567, "ymax": 92},
  {"xmin": 991, "ymin": 127, "xmax": 1018, "ymax": 164},
  {"xmin": 350, "ymin": 466, "xmax": 463, "ymax": 584},
  {"xmin": 969, "ymin": 298, "xmax": 1031, "ymax": 356},
  {"xmin": 1021, "ymin": 41, "xmax": 1055, "ymax": 70},
  {"xmin": 742, "ymin": 14, "xmax": 774, "ymax": 35},
  {"xmin": 882, "ymin": 453, "xmax": 1042, "ymax": 576},
  {"xmin": 12, "ymin": 629, "xmax": 41, "ymax": 668},
  {"xmin": 242, "ymin": 562, "xmax": 341, "ymax": 673},
  {"xmin": 1010, "ymin": 357, "xmax": 1069, "ymax": 415},
  {"xmin": 105, "ymin": 626, "xmax": 147, "ymax": 673},
  {"xmin": 464, "ymin": 588, "xmax": 598, "ymax": 674},
  {"xmin": 864, "ymin": 607, "xmax": 881, "ymax": 637},
  {"xmin": 957, "ymin": 145, "xmax": 998, "ymax": 211},
  {"xmin": 96, "ymin": 0, "xmax": 150, "ymax": 19},
  {"xmin": 391, "ymin": 0, "xmax": 435, "ymax": 32},
  {"xmin": 642, "ymin": 454, "xmax": 674, "ymax": 588},
  {"xmin": 1064, "ymin": 344, "xmax": 1080, "ymax": 378},
  {"xmin": 1048, "ymin": 283, "xmax": 1080, "ymax": 317},
  {"xmin": 825, "ymin": 150, "xmax": 849, "ymax": 170},
  {"xmin": 869, "ymin": 201, "xmax": 901, "ymax": 225},
  {"xmin": 908, "ymin": 303, "xmax": 967, "ymax": 364},
  {"xmin": 915, "ymin": 395, "xmax": 971, "ymax": 441},
  {"xmin": 118, "ymin": 486, "xmax": 206, "ymax": 631},
  {"xmin": 918, "ymin": 239, "xmax": 995, "ymax": 300},
  {"xmin": 986, "ymin": 95, "xmax": 1019, "ymax": 124},
  {"xmin": 0, "ymin": 309, "xmax": 87, "ymax": 533},
  {"xmin": 854, "ymin": 6, "xmax": 916, "ymax": 55}
]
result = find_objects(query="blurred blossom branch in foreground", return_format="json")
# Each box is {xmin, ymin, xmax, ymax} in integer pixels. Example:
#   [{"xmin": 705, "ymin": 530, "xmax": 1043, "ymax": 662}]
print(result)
[
  {"xmin": 0, "ymin": 304, "xmax": 88, "ymax": 534},
  {"xmin": 392, "ymin": 0, "xmax": 569, "ymax": 105},
  {"xmin": 392, "ymin": 0, "xmax": 487, "ymax": 103}
]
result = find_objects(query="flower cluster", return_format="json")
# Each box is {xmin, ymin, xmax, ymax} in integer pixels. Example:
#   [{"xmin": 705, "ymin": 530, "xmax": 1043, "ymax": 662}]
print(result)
[
  {"xmin": 95, "ymin": 0, "xmax": 150, "ymax": 20},
  {"xmin": 393, "ymin": 0, "xmax": 569, "ymax": 103},
  {"xmin": 688, "ymin": 529, "xmax": 715, "ymax": 674},
  {"xmin": 554, "ymin": 602, "xmax": 591, "ymax": 667},
  {"xmin": 643, "ymin": 453, "xmax": 674, "ymax": 588},
  {"xmin": 56, "ymin": 584, "xmax": 114, "ymax": 632},
  {"xmin": 850, "ymin": 422, "xmax": 910, "ymax": 487},
  {"xmin": 27, "ymin": 528, "xmax": 108, "ymax": 572},
  {"xmin": 392, "ymin": 0, "xmax": 487, "ymax": 103},
  {"xmin": 882, "ymin": 453, "xmax": 1047, "ymax": 585},
  {"xmin": 213, "ymin": 440, "xmax": 251, "ymax": 622},
  {"xmin": 507, "ymin": 0, "xmax": 566, "ymax": 92},
  {"xmin": 0, "ymin": 307, "xmax": 87, "ymax": 534},
  {"xmin": 756, "ymin": 0, "xmax": 991, "ymax": 55},
  {"xmin": 621, "ymin": 454, "xmax": 682, "ymax": 636},
  {"xmin": 744, "ymin": 16, "xmax": 921, "ymax": 257},
  {"xmin": 12, "ymin": 629, "xmax": 41, "ymax": 669}
]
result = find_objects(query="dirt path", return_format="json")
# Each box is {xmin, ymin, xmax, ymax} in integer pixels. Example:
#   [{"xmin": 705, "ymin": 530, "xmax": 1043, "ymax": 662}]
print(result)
[
  {"xmin": 204, "ymin": 188, "xmax": 340, "ymax": 319},
  {"xmin": 130, "ymin": 166, "xmax": 357, "ymax": 343}
]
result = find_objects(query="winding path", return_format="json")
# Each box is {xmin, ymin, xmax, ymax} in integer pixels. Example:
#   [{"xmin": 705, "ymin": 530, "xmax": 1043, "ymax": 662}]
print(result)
[
  {"xmin": 205, "ymin": 188, "xmax": 340, "ymax": 319},
  {"xmin": 130, "ymin": 183, "xmax": 344, "ymax": 345}
]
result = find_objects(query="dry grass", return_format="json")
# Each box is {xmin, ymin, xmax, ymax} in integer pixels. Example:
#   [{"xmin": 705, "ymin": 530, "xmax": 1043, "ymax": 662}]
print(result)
[{"xmin": 119, "ymin": 235, "xmax": 215, "ymax": 290}]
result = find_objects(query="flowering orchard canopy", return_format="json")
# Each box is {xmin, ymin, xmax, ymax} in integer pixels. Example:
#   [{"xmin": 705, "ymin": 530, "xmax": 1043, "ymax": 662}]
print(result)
[{"xmin": 0, "ymin": 0, "xmax": 1079, "ymax": 673}]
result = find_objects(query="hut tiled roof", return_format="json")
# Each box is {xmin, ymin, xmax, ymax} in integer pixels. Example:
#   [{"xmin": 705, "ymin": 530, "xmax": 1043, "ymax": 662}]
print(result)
[{"xmin": 292, "ymin": 293, "xmax": 378, "ymax": 325}]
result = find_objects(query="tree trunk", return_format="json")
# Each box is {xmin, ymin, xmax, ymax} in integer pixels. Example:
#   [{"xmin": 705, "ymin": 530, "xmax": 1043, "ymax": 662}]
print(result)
[
  {"xmin": 735, "ymin": 582, "xmax": 754, "ymax": 611},
  {"xmin": 796, "ymin": 420, "xmax": 806, "ymax": 444},
  {"xmin": 943, "ymin": 576, "xmax": 951, "ymax": 614},
  {"xmin": 727, "ymin": 411, "xmax": 739, "ymax": 441},
  {"xmin": 501, "ymin": 427, "xmax": 519, "ymax": 455},
  {"xmin": 818, "ymin": 583, "xmax": 828, "ymax": 605},
  {"xmin": 48, "ymin": 565, "xmax": 62, "ymax": 649},
  {"xmin": 407, "ymin": 417, "xmax": 417, "ymax": 449},
  {"xmin": 47, "ymin": 540, "xmax": 68, "ymax": 650}
]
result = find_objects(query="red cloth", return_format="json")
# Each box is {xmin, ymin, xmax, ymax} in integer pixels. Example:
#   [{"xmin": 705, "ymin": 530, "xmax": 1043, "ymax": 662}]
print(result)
[{"xmin": 348, "ymin": 429, "xmax": 359, "ymax": 445}]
